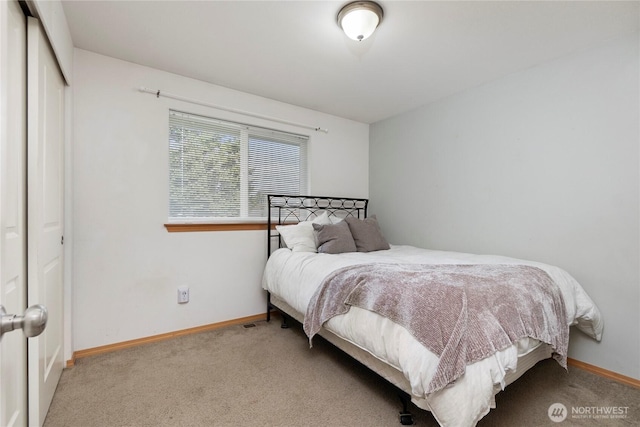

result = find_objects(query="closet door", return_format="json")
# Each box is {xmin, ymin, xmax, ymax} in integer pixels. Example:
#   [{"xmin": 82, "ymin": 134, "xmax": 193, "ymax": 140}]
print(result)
[
  {"xmin": 27, "ymin": 16, "xmax": 64, "ymax": 427},
  {"xmin": 0, "ymin": 0, "xmax": 28, "ymax": 424}
]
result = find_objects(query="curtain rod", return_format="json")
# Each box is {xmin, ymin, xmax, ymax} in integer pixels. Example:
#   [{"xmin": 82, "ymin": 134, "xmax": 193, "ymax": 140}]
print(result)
[{"xmin": 138, "ymin": 87, "xmax": 329, "ymax": 134}]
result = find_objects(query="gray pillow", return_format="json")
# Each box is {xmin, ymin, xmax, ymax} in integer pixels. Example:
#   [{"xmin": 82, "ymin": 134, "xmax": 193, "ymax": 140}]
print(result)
[
  {"xmin": 345, "ymin": 215, "xmax": 390, "ymax": 252},
  {"xmin": 313, "ymin": 221, "xmax": 357, "ymax": 254}
]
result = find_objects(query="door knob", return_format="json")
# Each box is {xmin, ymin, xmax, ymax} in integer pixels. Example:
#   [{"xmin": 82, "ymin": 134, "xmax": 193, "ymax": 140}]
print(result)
[{"xmin": 0, "ymin": 304, "xmax": 48, "ymax": 339}]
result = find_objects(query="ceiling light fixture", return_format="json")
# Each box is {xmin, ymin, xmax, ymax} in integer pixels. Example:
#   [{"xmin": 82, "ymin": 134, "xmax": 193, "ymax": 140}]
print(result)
[{"xmin": 337, "ymin": 1, "xmax": 383, "ymax": 42}]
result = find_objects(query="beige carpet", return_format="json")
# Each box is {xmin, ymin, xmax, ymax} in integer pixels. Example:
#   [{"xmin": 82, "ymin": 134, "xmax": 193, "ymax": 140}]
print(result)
[{"xmin": 44, "ymin": 319, "xmax": 639, "ymax": 426}]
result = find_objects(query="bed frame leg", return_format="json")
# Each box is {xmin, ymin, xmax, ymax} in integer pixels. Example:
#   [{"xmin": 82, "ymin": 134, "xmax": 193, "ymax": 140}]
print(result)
[
  {"xmin": 266, "ymin": 292, "xmax": 288, "ymax": 328},
  {"xmin": 280, "ymin": 314, "xmax": 290, "ymax": 329},
  {"xmin": 266, "ymin": 292, "xmax": 272, "ymax": 322},
  {"xmin": 398, "ymin": 394, "xmax": 414, "ymax": 425}
]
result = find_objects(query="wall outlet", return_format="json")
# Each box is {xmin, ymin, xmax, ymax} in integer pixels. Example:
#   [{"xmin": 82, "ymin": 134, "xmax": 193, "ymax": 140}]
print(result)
[{"xmin": 177, "ymin": 286, "xmax": 189, "ymax": 304}]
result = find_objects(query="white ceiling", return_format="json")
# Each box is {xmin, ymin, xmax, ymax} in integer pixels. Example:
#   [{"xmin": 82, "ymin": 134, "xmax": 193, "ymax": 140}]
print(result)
[{"xmin": 61, "ymin": 1, "xmax": 639, "ymax": 124}]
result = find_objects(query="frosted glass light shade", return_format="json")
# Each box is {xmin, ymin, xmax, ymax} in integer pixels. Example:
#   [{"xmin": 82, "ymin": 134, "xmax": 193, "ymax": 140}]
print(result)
[{"xmin": 337, "ymin": 2, "xmax": 383, "ymax": 41}]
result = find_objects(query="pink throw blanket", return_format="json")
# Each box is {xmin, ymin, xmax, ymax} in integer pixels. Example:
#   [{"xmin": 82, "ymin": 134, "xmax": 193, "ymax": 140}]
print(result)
[{"xmin": 304, "ymin": 263, "xmax": 568, "ymax": 394}]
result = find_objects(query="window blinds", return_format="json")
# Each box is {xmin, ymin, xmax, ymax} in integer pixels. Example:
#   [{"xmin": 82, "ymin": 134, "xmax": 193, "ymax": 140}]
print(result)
[{"xmin": 169, "ymin": 110, "xmax": 309, "ymax": 220}]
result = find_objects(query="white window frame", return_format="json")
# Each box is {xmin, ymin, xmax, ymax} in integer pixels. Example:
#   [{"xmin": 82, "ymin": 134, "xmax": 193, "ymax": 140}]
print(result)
[{"xmin": 168, "ymin": 110, "xmax": 309, "ymax": 223}]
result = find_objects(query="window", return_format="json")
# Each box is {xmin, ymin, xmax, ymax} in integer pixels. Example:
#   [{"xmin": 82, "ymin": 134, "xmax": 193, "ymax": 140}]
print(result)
[{"xmin": 169, "ymin": 110, "xmax": 308, "ymax": 221}]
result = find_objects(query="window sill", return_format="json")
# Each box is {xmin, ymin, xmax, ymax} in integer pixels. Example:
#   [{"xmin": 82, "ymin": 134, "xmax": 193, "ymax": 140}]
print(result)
[{"xmin": 164, "ymin": 222, "xmax": 285, "ymax": 232}]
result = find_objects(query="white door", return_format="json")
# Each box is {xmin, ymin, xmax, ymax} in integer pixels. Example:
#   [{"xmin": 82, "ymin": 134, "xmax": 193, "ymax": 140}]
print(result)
[
  {"xmin": 0, "ymin": 0, "xmax": 28, "ymax": 426},
  {"xmin": 27, "ymin": 16, "xmax": 64, "ymax": 427}
]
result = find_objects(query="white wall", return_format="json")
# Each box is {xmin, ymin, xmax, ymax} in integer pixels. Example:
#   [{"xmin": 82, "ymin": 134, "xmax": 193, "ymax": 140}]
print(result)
[
  {"xmin": 370, "ymin": 34, "xmax": 639, "ymax": 379},
  {"xmin": 71, "ymin": 49, "xmax": 369, "ymax": 351}
]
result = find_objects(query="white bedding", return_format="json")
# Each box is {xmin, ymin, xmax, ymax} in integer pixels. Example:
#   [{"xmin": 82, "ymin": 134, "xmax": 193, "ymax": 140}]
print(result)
[{"xmin": 262, "ymin": 245, "xmax": 603, "ymax": 427}]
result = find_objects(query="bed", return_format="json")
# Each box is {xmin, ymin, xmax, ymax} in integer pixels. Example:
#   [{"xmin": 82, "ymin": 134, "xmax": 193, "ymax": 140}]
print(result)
[{"xmin": 261, "ymin": 194, "xmax": 603, "ymax": 427}]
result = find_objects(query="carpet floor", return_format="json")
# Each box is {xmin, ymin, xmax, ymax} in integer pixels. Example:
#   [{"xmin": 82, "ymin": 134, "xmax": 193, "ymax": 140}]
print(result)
[{"xmin": 44, "ymin": 319, "xmax": 639, "ymax": 426}]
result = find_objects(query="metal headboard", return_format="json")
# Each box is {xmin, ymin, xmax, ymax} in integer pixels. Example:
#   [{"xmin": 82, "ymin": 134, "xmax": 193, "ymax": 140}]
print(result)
[{"xmin": 267, "ymin": 194, "xmax": 369, "ymax": 258}]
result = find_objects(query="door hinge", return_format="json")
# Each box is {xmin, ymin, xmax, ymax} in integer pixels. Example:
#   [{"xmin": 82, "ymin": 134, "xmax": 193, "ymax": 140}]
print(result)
[{"xmin": 61, "ymin": 235, "xmax": 64, "ymax": 245}]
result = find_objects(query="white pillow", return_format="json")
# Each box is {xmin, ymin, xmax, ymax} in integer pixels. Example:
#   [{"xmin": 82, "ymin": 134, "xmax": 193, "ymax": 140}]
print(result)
[
  {"xmin": 329, "ymin": 214, "xmax": 344, "ymax": 224},
  {"xmin": 275, "ymin": 211, "xmax": 331, "ymax": 252}
]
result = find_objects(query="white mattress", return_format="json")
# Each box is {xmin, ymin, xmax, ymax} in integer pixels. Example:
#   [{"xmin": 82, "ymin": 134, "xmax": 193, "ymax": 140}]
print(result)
[{"xmin": 262, "ymin": 245, "xmax": 604, "ymax": 426}]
